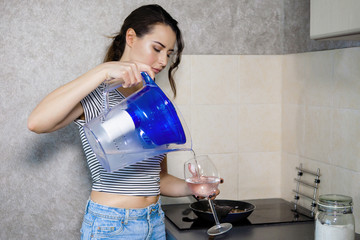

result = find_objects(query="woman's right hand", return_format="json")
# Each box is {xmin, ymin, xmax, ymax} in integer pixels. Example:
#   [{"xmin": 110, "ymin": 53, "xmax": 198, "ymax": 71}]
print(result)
[{"xmin": 100, "ymin": 61, "xmax": 155, "ymax": 88}]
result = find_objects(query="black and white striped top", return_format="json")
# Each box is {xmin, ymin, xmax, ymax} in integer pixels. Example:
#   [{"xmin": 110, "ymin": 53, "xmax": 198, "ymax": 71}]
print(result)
[{"xmin": 74, "ymin": 83, "xmax": 164, "ymax": 196}]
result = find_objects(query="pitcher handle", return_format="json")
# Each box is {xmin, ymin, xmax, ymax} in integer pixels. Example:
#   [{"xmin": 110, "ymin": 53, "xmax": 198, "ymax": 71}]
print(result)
[{"xmin": 102, "ymin": 71, "xmax": 154, "ymax": 116}]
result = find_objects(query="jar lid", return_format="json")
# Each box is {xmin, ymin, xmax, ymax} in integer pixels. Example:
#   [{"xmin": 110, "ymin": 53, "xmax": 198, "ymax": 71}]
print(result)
[{"xmin": 318, "ymin": 194, "xmax": 353, "ymax": 208}]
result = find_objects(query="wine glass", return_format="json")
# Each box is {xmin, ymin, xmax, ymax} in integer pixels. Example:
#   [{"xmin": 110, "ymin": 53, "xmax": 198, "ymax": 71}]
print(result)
[{"xmin": 184, "ymin": 155, "xmax": 232, "ymax": 236}]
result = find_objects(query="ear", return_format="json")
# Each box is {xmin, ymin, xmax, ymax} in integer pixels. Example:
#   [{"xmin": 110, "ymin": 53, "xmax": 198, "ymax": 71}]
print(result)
[{"xmin": 125, "ymin": 28, "xmax": 137, "ymax": 47}]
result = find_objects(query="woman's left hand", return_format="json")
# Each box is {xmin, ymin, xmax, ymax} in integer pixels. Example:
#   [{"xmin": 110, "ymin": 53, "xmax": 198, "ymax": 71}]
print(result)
[{"xmin": 193, "ymin": 178, "xmax": 224, "ymax": 201}]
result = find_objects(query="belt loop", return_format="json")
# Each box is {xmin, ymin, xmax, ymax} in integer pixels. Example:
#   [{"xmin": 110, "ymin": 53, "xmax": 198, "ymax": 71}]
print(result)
[
  {"xmin": 159, "ymin": 203, "xmax": 162, "ymax": 216},
  {"xmin": 124, "ymin": 209, "xmax": 129, "ymax": 225},
  {"xmin": 84, "ymin": 199, "xmax": 90, "ymax": 213},
  {"xmin": 147, "ymin": 206, "xmax": 151, "ymax": 221}
]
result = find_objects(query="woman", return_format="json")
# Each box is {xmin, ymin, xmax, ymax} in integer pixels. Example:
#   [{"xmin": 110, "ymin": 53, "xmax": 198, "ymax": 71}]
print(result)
[{"xmin": 28, "ymin": 4, "xmax": 220, "ymax": 240}]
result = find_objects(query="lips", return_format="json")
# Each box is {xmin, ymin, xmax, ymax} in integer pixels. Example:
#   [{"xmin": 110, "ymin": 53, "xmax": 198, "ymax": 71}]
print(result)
[{"xmin": 152, "ymin": 67, "xmax": 161, "ymax": 74}]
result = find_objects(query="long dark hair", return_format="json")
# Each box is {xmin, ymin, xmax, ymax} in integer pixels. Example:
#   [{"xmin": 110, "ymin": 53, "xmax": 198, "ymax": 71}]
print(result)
[{"xmin": 104, "ymin": 4, "xmax": 184, "ymax": 97}]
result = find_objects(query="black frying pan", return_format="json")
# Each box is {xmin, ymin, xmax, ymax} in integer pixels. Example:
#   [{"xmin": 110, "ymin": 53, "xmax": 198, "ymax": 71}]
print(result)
[{"xmin": 190, "ymin": 200, "xmax": 255, "ymax": 223}]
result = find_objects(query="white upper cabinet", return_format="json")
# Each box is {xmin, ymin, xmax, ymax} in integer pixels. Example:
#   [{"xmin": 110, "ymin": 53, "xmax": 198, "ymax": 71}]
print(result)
[{"xmin": 310, "ymin": 0, "xmax": 360, "ymax": 40}]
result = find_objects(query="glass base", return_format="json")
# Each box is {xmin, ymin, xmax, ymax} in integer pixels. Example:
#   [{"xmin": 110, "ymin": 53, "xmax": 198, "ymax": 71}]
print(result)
[{"xmin": 207, "ymin": 223, "xmax": 233, "ymax": 236}]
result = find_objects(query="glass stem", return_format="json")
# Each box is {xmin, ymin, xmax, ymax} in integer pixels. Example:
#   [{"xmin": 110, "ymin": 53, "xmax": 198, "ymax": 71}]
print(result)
[{"xmin": 208, "ymin": 199, "xmax": 221, "ymax": 227}]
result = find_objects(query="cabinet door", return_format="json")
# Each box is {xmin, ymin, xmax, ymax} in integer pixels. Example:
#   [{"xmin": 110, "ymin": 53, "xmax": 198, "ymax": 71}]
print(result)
[{"xmin": 310, "ymin": 0, "xmax": 360, "ymax": 40}]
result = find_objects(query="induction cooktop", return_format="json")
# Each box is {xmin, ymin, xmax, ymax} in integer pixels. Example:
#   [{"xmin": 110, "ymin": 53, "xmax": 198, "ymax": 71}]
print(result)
[{"xmin": 162, "ymin": 198, "xmax": 314, "ymax": 230}]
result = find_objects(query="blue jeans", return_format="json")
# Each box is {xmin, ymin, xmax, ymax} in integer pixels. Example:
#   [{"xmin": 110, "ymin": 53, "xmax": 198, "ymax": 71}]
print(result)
[{"xmin": 80, "ymin": 199, "xmax": 166, "ymax": 240}]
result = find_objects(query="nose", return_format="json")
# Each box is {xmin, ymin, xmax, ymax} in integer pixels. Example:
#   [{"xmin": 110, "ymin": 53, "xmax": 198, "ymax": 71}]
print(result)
[{"xmin": 158, "ymin": 52, "xmax": 168, "ymax": 67}]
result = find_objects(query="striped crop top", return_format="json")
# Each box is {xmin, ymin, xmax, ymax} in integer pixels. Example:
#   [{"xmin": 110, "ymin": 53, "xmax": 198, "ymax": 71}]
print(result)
[{"xmin": 74, "ymin": 83, "xmax": 164, "ymax": 196}]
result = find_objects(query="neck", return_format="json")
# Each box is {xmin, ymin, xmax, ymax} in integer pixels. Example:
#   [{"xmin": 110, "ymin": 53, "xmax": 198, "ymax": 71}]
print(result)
[{"xmin": 120, "ymin": 47, "xmax": 131, "ymax": 62}]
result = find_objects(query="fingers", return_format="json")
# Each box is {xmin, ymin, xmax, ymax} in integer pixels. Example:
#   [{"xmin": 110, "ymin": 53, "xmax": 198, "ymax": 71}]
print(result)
[
  {"xmin": 121, "ymin": 66, "xmax": 137, "ymax": 88},
  {"xmin": 208, "ymin": 179, "xmax": 223, "ymax": 200},
  {"xmin": 209, "ymin": 189, "xmax": 220, "ymax": 200},
  {"xmin": 126, "ymin": 61, "xmax": 155, "ymax": 82},
  {"xmin": 193, "ymin": 195, "xmax": 205, "ymax": 201},
  {"xmin": 104, "ymin": 61, "xmax": 155, "ymax": 88},
  {"xmin": 192, "ymin": 179, "xmax": 223, "ymax": 201},
  {"xmin": 119, "ymin": 62, "xmax": 141, "ymax": 88},
  {"xmin": 136, "ymin": 62, "xmax": 155, "ymax": 79}
]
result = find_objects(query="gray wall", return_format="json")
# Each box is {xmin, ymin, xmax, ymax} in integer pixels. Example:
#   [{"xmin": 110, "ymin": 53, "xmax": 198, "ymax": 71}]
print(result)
[{"xmin": 1, "ymin": 0, "xmax": 359, "ymax": 239}]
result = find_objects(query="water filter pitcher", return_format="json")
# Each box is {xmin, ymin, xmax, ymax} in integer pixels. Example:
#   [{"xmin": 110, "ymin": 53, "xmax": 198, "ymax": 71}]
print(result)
[{"xmin": 83, "ymin": 72, "xmax": 192, "ymax": 172}]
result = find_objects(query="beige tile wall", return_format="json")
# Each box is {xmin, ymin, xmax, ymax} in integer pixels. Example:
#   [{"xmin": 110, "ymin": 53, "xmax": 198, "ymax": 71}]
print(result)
[
  {"xmin": 282, "ymin": 47, "xmax": 360, "ymax": 233},
  {"xmin": 157, "ymin": 55, "xmax": 282, "ymax": 203},
  {"xmin": 157, "ymin": 47, "xmax": 359, "ymax": 232}
]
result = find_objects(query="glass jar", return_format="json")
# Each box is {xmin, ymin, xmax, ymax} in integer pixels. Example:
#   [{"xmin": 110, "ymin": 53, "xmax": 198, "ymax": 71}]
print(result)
[{"xmin": 315, "ymin": 194, "xmax": 355, "ymax": 240}]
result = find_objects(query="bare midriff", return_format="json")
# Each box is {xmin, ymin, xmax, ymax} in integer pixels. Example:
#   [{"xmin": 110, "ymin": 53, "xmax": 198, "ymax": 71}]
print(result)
[{"xmin": 90, "ymin": 190, "xmax": 160, "ymax": 209}]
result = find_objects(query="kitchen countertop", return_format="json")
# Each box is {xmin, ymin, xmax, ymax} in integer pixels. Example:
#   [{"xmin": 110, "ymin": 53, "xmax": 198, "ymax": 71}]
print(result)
[
  {"xmin": 166, "ymin": 218, "xmax": 360, "ymax": 240},
  {"xmin": 166, "ymin": 219, "xmax": 311, "ymax": 240},
  {"xmin": 164, "ymin": 199, "xmax": 360, "ymax": 240}
]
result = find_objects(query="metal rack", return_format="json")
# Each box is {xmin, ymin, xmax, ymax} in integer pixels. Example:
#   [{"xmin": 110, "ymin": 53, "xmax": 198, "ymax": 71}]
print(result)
[{"xmin": 292, "ymin": 163, "xmax": 321, "ymax": 217}]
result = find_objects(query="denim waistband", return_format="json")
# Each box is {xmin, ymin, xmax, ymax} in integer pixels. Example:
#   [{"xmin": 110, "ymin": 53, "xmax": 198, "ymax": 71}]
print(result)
[{"xmin": 85, "ymin": 198, "xmax": 162, "ymax": 221}]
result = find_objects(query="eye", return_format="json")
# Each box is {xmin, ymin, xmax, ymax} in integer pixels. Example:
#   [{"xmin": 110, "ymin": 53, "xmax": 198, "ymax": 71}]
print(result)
[{"xmin": 153, "ymin": 47, "xmax": 161, "ymax": 53}]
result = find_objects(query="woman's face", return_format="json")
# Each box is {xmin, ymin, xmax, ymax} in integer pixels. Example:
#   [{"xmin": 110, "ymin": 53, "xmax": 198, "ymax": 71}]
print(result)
[{"xmin": 127, "ymin": 24, "xmax": 176, "ymax": 75}]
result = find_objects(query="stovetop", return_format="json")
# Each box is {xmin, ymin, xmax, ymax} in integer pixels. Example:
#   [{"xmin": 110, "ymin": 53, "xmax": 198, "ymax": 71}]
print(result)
[{"xmin": 163, "ymin": 198, "xmax": 314, "ymax": 230}]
